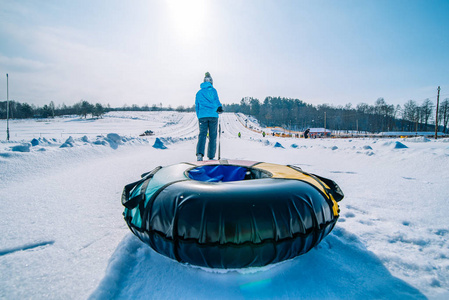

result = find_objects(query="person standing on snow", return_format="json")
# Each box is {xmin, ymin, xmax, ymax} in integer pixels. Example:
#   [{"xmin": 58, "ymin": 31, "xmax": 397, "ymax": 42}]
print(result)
[
  {"xmin": 304, "ymin": 128, "xmax": 310, "ymax": 139},
  {"xmin": 195, "ymin": 72, "xmax": 223, "ymax": 161}
]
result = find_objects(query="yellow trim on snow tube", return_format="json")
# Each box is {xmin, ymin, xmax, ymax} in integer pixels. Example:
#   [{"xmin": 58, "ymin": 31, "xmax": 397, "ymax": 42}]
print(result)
[{"xmin": 255, "ymin": 162, "xmax": 340, "ymax": 217}]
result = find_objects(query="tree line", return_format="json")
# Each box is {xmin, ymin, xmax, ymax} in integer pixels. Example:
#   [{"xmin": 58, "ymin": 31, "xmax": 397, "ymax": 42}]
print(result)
[
  {"xmin": 223, "ymin": 96, "xmax": 449, "ymax": 133},
  {"xmin": 0, "ymin": 100, "xmax": 109, "ymax": 119},
  {"xmin": 0, "ymin": 100, "xmax": 196, "ymax": 120},
  {"xmin": 2, "ymin": 96, "xmax": 448, "ymax": 133}
]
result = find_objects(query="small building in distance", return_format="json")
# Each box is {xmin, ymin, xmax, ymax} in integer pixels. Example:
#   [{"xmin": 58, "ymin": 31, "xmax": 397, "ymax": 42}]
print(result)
[{"xmin": 307, "ymin": 128, "xmax": 331, "ymax": 138}]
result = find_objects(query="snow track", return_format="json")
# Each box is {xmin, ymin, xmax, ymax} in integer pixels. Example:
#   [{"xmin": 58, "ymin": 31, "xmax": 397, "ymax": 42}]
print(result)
[{"xmin": 220, "ymin": 113, "xmax": 264, "ymax": 139}]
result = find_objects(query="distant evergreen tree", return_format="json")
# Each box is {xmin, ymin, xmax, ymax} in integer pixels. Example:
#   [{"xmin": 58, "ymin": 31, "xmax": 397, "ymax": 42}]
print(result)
[
  {"xmin": 93, "ymin": 103, "xmax": 105, "ymax": 118},
  {"xmin": 40, "ymin": 105, "xmax": 53, "ymax": 118},
  {"xmin": 79, "ymin": 100, "xmax": 94, "ymax": 118}
]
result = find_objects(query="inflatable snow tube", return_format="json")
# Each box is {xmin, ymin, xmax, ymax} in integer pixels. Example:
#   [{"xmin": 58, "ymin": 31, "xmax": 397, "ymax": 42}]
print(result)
[{"xmin": 122, "ymin": 160, "xmax": 344, "ymax": 269}]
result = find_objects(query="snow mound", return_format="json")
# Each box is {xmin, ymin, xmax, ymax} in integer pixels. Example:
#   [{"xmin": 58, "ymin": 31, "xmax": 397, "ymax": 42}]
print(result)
[
  {"xmin": 382, "ymin": 141, "xmax": 409, "ymax": 149},
  {"xmin": 1, "ymin": 133, "xmax": 156, "ymax": 158},
  {"xmin": 105, "ymin": 133, "xmax": 123, "ymax": 149},
  {"xmin": 106, "ymin": 133, "xmax": 121, "ymax": 143},
  {"xmin": 60, "ymin": 136, "xmax": 75, "ymax": 148},
  {"xmin": 37, "ymin": 137, "xmax": 54, "ymax": 145},
  {"xmin": 394, "ymin": 141, "xmax": 408, "ymax": 149},
  {"xmin": 153, "ymin": 138, "xmax": 167, "ymax": 149},
  {"xmin": 274, "ymin": 142, "xmax": 284, "ymax": 148},
  {"xmin": 31, "ymin": 138, "xmax": 40, "ymax": 146},
  {"xmin": 10, "ymin": 143, "xmax": 31, "ymax": 152}
]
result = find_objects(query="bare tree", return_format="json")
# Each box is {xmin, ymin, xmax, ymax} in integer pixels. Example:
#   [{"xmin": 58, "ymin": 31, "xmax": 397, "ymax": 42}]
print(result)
[
  {"xmin": 438, "ymin": 98, "xmax": 449, "ymax": 133},
  {"xmin": 421, "ymin": 98, "xmax": 434, "ymax": 131},
  {"xmin": 403, "ymin": 100, "xmax": 419, "ymax": 131},
  {"xmin": 49, "ymin": 101, "xmax": 55, "ymax": 118},
  {"xmin": 374, "ymin": 98, "xmax": 395, "ymax": 131}
]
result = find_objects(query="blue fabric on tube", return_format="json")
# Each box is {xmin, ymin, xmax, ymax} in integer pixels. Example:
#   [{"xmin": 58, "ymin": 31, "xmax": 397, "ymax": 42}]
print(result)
[{"xmin": 188, "ymin": 165, "xmax": 247, "ymax": 182}]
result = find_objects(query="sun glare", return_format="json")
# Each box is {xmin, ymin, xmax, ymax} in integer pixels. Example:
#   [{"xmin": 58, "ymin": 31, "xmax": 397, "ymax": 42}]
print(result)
[{"xmin": 166, "ymin": 0, "xmax": 207, "ymax": 41}]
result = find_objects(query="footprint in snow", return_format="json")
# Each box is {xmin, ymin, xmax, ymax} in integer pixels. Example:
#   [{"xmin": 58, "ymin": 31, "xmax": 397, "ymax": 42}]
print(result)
[
  {"xmin": 346, "ymin": 205, "xmax": 367, "ymax": 214},
  {"xmin": 330, "ymin": 171, "xmax": 357, "ymax": 174},
  {"xmin": 0, "ymin": 240, "xmax": 55, "ymax": 256},
  {"xmin": 434, "ymin": 229, "xmax": 449, "ymax": 236},
  {"xmin": 344, "ymin": 212, "xmax": 356, "ymax": 218}
]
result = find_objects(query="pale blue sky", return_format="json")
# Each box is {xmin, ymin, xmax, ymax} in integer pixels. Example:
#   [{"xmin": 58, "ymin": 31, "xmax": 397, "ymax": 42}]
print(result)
[{"xmin": 1, "ymin": 0, "xmax": 448, "ymax": 108}]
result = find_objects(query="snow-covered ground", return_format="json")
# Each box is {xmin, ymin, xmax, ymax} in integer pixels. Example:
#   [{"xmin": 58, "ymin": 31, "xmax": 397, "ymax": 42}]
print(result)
[{"xmin": 1, "ymin": 111, "xmax": 448, "ymax": 299}]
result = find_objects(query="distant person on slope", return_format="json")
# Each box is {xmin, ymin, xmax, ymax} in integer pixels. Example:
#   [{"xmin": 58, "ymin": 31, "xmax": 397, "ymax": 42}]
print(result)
[
  {"xmin": 304, "ymin": 128, "xmax": 310, "ymax": 139},
  {"xmin": 195, "ymin": 72, "xmax": 223, "ymax": 161}
]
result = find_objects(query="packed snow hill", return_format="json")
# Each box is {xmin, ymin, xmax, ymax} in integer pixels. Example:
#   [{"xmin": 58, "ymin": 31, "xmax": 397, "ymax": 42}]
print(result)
[{"xmin": 1, "ymin": 111, "xmax": 448, "ymax": 299}]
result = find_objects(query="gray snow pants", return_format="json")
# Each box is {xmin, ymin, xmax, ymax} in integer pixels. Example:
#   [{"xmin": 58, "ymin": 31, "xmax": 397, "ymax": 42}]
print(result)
[{"xmin": 196, "ymin": 117, "xmax": 218, "ymax": 159}]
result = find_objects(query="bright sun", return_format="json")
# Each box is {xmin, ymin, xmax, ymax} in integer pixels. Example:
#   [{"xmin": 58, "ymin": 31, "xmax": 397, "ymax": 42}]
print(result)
[{"xmin": 166, "ymin": 0, "xmax": 207, "ymax": 41}]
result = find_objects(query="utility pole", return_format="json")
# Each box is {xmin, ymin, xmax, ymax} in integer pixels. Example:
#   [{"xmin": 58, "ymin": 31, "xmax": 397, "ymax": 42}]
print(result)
[
  {"xmin": 324, "ymin": 111, "xmax": 326, "ymax": 137},
  {"xmin": 435, "ymin": 86, "xmax": 440, "ymax": 140},
  {"xmin": 6, "ymin": 73, "xmax": 10, "ymax": 141}
]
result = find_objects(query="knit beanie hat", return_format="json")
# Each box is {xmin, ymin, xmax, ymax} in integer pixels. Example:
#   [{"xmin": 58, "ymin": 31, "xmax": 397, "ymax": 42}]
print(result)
[{"xmin": 204, "ymin": 72, "xmax": 213, "ymax": 85}]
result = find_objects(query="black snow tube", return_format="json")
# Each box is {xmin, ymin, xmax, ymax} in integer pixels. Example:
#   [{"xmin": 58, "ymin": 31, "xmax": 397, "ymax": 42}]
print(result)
[{"xmin": 122, "ymin": 160, "xmax": 343, "ymax": 269}]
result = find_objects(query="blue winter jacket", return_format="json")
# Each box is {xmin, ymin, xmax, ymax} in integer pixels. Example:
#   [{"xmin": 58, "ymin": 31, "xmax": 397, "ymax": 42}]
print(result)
[{"xmin": 195, "ymin": 82, "xmax": 222, "ymax": 119}]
